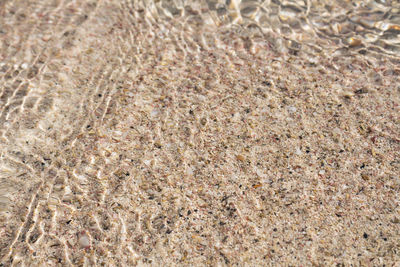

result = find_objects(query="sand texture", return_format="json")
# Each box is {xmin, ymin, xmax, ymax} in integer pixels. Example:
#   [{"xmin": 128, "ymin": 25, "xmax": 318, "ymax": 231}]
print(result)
[{"xmin": 0, "ymin": 0, "xmax": 399, "ymax": 266}]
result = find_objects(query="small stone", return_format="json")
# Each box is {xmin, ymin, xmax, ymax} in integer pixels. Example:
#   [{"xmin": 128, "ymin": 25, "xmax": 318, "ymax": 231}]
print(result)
[
  {"xmin": 200, "ymin": 117, "xmax": 207, "ymax": 126},
  {"xmin": 388, "ymin": 24, "xmax": 400, "ymax": 31},
  {"xmin": 342, "ymin": 91, "xmax": 354, "ymax": 99},
  {"xmin": 236, "ymin": 155, "xmax": 245, "ymax": 162},
  {"xmin": 86, "ymin": 48, "xmax": 94, "ymax": 54},
  {"xmin": 42, "ymin": 34, "xmax": 52, "ymax": 41},
  {"xmin": 48, "ymin": 196, "xmax": 59, "ymax": 211},
  {"xmin": 348, "ymin": 37, "xmax": 362, "ymax": 47},
  {"xmin": 79, "ymin": 233, "xmax": 90, "ymax": 249},
  {"xmin": 354, "ymin": 88, "xmax": 368, "ymax": 95},
  {"xmin": 154, "ymin": 142, "xmax": 162, "ymax": 148},
  {"xmin": 391, "ymin": 217, "xmax": 400, "ymax": 224},
  {"xmin": 150, "ymin": 109, "xmax": 160, "ymax": 118},
  {"xmin": 287, "ymin": 106, "xmax": 297, "ymax": 113},
  {"xmin": 361, "ymin": 174, "xmax": 369, "ymax": 181},
  {"xmin": 252, "ymin": 184, "xmax": 262, "ymax": 189}
]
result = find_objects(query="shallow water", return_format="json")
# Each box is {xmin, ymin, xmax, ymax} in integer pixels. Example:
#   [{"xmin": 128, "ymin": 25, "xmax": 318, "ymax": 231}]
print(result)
[
  {"xmin": 0, "ymin": 0, "xmax": 399, "ymax": 265},
  {"xmin": 158, "ymin": 0, "xmax": 400, "ymax": 61}
]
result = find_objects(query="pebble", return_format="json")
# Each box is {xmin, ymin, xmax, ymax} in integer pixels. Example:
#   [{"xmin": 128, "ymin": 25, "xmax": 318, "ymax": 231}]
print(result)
[
  {"xmin": 150, "ymin": 109, "xmax": 160, "ymax": 118},
  {"xmin": 348, "ymin": 37, "xmax": 362, "ymax": 47},
  {"xmin": 287, "ymin": 106, "xmax": 297, "ymax": 113},
  {"xmin": 79, "ymin": 233, "xmax": 90, "ymax": 249},
  {"xmin": 236, "ymin": 154, "xmax": 245, "ymax": 162}
]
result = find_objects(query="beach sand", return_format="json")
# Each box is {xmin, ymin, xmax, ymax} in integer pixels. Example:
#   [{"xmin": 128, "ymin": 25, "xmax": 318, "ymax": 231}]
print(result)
[{"xmin": 0, "ymin": 0, "xmax": 399, "ymax": 265}]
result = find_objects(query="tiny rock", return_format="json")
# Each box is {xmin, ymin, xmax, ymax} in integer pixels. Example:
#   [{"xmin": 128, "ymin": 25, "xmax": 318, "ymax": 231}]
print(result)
[
  {"xmin": 79, "ymin": 233, "xmax": 90, "ymax": 249},
  {"xmin": 348, "ymin": 37, "xmax": 362, "ymax": 47},
  {"xmin": 287, "ymin": 106, "xmax": 297, "ymax": 113},
  {"xmin": 236, "ymin": 154, "xmax": 245, "ymax": 162}
]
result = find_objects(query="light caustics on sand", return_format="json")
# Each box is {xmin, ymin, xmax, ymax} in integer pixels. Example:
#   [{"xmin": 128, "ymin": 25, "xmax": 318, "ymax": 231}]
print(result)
[{"xmin": 0, "ymin": 0, "xmax": 399, "ymax": 265}]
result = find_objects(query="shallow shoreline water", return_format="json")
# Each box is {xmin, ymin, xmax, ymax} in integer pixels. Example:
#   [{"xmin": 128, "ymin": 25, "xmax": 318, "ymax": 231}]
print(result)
[{"xmin": 0, "ymin": 0, "xmax": 399, "ymax": 265}]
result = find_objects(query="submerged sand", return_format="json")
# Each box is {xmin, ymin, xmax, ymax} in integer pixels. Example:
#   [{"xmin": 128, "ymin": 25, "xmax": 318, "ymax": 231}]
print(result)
[{"xmin": 0, "ymin": 0, "xmax": 399, "ymax": 265}]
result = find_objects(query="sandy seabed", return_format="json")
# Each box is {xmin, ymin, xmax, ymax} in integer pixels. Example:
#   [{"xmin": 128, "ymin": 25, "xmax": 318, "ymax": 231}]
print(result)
[{"xmin": 0, "ymin": 0, "xmax": 399, "ymax": 266}]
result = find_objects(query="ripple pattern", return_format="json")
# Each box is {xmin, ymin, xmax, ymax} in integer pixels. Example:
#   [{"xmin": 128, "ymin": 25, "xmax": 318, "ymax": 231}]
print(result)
[{"xmin": 0, "ymin": 0, "xmax": 399, "ymax": 265}]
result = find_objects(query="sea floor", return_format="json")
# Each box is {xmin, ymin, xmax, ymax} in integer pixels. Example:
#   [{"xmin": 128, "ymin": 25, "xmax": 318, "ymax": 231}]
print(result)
[{"xmin": 0, "ymin": 0, "xmax": 399, "ymax": 265}]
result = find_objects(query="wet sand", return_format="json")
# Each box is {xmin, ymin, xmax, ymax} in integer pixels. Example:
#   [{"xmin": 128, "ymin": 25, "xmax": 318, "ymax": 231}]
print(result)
[{"xmin": 0, "ymin": 0, "xmax": 399, "ymax": 265}]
